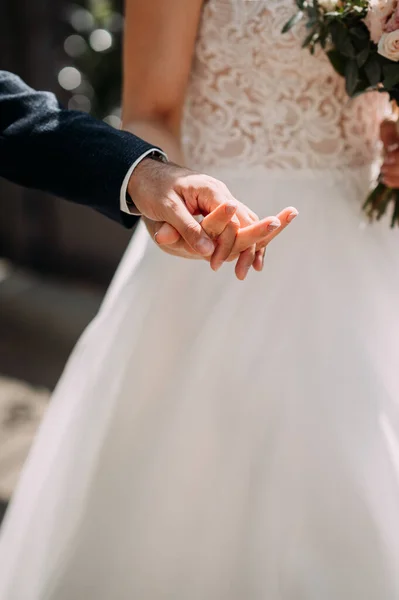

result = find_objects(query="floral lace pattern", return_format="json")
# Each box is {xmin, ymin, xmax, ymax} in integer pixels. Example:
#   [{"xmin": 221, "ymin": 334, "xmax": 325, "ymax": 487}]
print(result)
[{"xmin": 181, "ymin": 0, "xmax": 389, "ymax": 171}]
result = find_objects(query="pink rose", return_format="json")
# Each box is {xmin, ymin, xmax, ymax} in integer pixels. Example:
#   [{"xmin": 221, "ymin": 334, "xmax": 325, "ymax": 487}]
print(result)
[
  {"xmin": 378, "ymin": 30, "xmax": 399, "ymax": 60},
  {"xmin": 365, "ymin": 0, "xmax": 397, "ymax": 43},
  {"xmin": 385, "ymin": 3, "xmax": 399, "ymax": 31}
]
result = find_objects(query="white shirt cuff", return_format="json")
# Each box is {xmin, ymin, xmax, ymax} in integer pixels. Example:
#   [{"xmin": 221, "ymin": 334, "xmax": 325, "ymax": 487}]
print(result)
[{"xmin": 120, "ymin": 148, "xmax": 168, "ymax": 215}]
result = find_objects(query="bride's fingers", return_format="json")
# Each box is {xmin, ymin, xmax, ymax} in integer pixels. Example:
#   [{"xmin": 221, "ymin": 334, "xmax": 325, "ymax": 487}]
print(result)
[
  {"xmin": 201, "ymin": 203, "xmax": 240, "ymax": 271},
  {"xmin": 380, "ymin": 119, "xmax": 399, "ymax": 151},
  {"xmin": 210, "ymin": 221, "xmax": 240, "ymax": 271},
  {"xmin": 235, "ymin": 245, "xmax": 256, "ymax": 280},
  {"xmin": 201, "ymin": 202, "xmax": 237, "ymax": 238},
  {"xmin": 233, "ymin": 216, "xmax": 281, "ymax": 253},
  {"xmin": 234, "ymin": 202, "xmax": 259, "ymax": 227},
  {"xmin": 254, "ymin": 207, "xmax": 298, "ymax": 250},
  {"xmin": 252, "ymin": 248, "xmax": 265, "ymax": 272},
  {"xmin": 380, "ymin": 150, "xmax": 399, "ymax": 187},
  {"xmin": 154, "ymin": 222, "xmax": 181, "ymax": 245}
]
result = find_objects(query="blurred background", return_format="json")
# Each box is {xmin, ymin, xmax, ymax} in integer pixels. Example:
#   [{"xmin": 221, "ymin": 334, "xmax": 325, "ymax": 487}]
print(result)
[{"xmin": 0, "ymin": 0, "xmax": 129, "ymax": 522}]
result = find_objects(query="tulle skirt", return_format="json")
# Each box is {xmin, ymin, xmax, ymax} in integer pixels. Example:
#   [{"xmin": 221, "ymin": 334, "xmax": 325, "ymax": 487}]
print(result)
[{"xmin": 1, "ymin": 167, "xmax": 399, "ymax": 599}]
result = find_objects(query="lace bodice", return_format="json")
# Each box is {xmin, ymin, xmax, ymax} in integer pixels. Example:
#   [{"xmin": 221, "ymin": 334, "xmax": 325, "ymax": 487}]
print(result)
[{"xmin": 181, "ymin": 0, "xmax": 389, "ymax": 171}]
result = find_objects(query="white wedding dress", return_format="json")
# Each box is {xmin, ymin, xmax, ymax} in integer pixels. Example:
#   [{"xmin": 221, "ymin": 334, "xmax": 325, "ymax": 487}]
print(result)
[{"xmin": 2, "ymin": 1, "xmax": 399, "ymax": 598}]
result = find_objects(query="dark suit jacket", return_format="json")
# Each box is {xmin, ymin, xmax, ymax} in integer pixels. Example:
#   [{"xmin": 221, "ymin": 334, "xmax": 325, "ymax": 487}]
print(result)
[{"xmin": 0, "ymin": 71, "xmax": 158, "ymax": 227}]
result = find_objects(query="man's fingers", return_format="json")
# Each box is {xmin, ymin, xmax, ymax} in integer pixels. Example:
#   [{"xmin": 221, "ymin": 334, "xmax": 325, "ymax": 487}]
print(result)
[
  {"xmin": 189, "ymin": 178, "xmax": 237, "ymax": 215},
  {"xmin": 201, "ymin": 203, "xmax": 237, "ymax": 238},
  {"xmin": 199, "ymin": 203, "xmax": 239, "ymax": 271},
  {"xmin": 164, "ymin": 192, "xmax": 215, "ymax": 256},
  {"xmin": 154, "ymin": 222, "xmax": 181, "ymax": 246},
  {"xmin": 210, "ymin": 221, "xmax": 240, "ymax": 271},
  {"xmin": 235, "ymin": 246, "xmax": 256, "ymax": 281}
]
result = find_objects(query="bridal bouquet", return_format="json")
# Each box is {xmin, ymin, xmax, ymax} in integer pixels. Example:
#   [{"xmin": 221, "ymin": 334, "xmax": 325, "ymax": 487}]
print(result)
[{"xmin": 283, "ymin": 0, "xmax": 399, "ymax": 226}]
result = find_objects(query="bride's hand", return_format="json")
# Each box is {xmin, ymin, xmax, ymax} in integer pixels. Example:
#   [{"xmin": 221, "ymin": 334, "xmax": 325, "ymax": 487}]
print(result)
[
  {"xmin": 225, "ymin": 207, "xmax": 298, "ymax": 280},
  {"xmin": 380, "ymin": 119, "xmax": 399, "ymax": 188}
]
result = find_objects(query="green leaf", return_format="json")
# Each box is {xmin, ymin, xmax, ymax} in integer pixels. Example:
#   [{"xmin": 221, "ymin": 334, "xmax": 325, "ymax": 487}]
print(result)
[
  {"xmin": 391, "ymin": 191, "xmax": 399, "ymax": 227},
  {"xmin": 387, "ymin": 86, "xmax": 399, "ymax": 103},
  {"xmin": 302, "ymin": 29, "xmax": 318, "ymax": 48},
  {"xmin": 282, "ymin": 11, "xmax": 304, "ymax": 34},
  {"xmin": 330, "ymin": 21, "xmax": 355, "ymax": 58},
  {"xmin": 382, "ymin": 64, "xmax": 399, "ymax": 89},
  {"xmin": 364, "ymin": 56, "xmax": 381, "ymax": 86},
  {"xmin": 345, "ymin": 59, "xmax": 359, "ymax": 96},
  {"xmin": 350, "ymin": 25, "xmax": 369, "ymax": 41},
  {"xmin": 363, "ymin": 181, "xmax": 386, "ymax": 211},
  {"xmin": 356, "ymin": 45, "xmax": 369, "ymax": 68},
  {"xmin": 376, "ymin": 187, "xmax": 394, "ymax": 219},
  {"xmin": 327, "ymin": 50, "xmax": 346, "ymax": 77}
]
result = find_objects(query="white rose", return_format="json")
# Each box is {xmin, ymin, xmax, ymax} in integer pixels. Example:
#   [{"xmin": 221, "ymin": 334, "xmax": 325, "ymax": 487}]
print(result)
[
  {"xmin": 319, "ymin": 0, "xmax": 339, "ymax": 10},
  {"xmin": 378, "ymin": 30, "xmax": 399, "ymax": 60}
]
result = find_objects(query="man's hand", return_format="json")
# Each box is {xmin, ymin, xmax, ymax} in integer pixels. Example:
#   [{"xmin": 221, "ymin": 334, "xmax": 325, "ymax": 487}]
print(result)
[{"xmin": 128, "ymin": 158, "xmax": 257, "ymax": 258}]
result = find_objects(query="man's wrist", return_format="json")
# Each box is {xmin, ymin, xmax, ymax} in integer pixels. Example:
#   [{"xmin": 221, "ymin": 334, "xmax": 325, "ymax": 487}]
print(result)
[{"xmin": 120, "ymin": 149, "xmax": 168, "ymax": 216}]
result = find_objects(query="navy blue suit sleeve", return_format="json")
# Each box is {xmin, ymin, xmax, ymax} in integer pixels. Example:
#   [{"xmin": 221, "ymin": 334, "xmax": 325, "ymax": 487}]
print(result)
[{"xmin": 0, "ymin": 71, "xmax": 159, "ymax": 227}]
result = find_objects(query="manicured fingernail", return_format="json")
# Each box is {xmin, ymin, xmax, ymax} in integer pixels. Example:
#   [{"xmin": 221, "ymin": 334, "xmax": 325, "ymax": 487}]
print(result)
[
  {"xmin": 225, "ymin": 203, "xmax": 237, "ymax": 216},
  {"xmin": 387, "ymin": 143, "xmax": 399, "ymax": 152},
  {"xmin": 287, "ymin": 210, "xmax": 299, "ymax": 223},
  {"xmin": 213, "ymin": 259, "xmax": 223, "ymax": 271},
  {"xmin": 196, "ymin": 237, "xmax": 214, "ymax": 256},
  {"xmin": 267, "ymin": 219, "xmax": 280, "ymax": 232},
  {"xmin": 154, "ymin": 231, "xmax": 160, "ymax": 244}
]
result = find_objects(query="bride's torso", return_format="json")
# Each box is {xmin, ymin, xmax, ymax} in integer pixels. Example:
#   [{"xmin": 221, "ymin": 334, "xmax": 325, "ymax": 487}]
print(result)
[{"xmin": 182, "ymin": 0, "xmax": 388, "ymax": 172}]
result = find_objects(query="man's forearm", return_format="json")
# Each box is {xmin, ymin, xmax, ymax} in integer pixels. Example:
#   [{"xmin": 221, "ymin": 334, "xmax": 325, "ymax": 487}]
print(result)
[{"xmin": 0, "ymin": 71, "xmax": 161, "ymax": 227}]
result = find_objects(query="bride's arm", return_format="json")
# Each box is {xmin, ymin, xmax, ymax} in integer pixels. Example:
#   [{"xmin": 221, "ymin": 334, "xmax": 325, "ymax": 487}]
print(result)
[
  {"xmin": 122, "ymin": 1, "xmax": 298, "ymax": 277},
  {"xmin": 122, "ymin": 0, "xmax": 203, "ymax": 163}
]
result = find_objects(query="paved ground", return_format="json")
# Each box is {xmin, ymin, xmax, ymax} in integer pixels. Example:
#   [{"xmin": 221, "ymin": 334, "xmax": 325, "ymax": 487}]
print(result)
[
  {"xmin": 0, "ymin": 261, "xmax": 104, "ymax": 522},
  {"xmin": 0, "ymin": 375, "xmax": 49, "ymax": 499}
]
